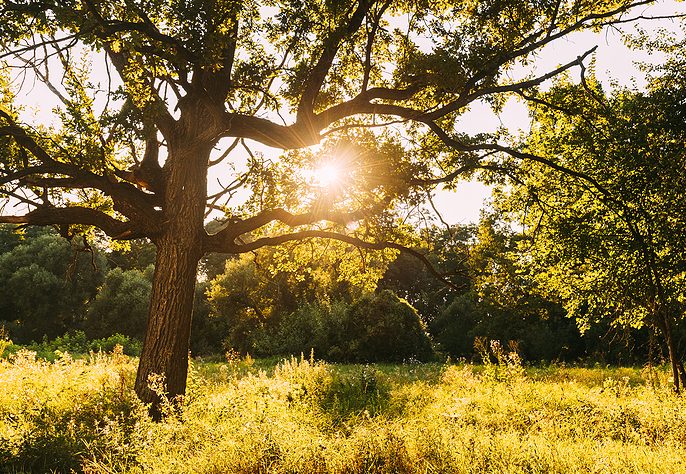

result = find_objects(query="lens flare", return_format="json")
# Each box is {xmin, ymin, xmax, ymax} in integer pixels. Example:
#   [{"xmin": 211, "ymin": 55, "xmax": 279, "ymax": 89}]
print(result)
[{"xmin": 313, "ymin": 163, "xmax": 341, "ymax": 187}]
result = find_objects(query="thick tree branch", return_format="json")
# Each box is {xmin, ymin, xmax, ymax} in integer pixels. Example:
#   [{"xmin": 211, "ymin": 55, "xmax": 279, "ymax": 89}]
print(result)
[
  {"xmin": 205, "ymin": 202, "xmax": 389, "ymax": 251},
  {"xmin": 409, "ymin": 151, "xmax": 499, "ymax": 186},
  {"xmin": 212, "ymin": 229, "xmax": 460, "ymax": 291},
  {"xmin": 296, "ymin": 0, "xmax": 375, "ymax": 120},
  {"xmin": 221, "ymin": 91, "xmax": 422, "ymax": 148},
  {"xmin": 220, "ymin": 47, "xmax": 594, "ymax": 149},
  {"xmin": 220, "ymin": 1, "xmax": 648, "ymax": 151},
  {"xmin": 361, "ymin": 1, "xmax": 391, "ymax": 92},
  {"xmin": 422, "ymin": 47, "xmax": 598, "ymax": 121},
  {"xmin": 450, "ymin": 0, "xmax": 653, "ymax": 101},
  {"xmin": 0, "ymin": 206, "xmax": 146, "ymax": 239},
  {"xmin": 195, "ymin": 11, "xmax": 240, "ymax": 103},
  {"xmin": 0, "ymin": 117, "xmax": 162, "ymax": 229}
]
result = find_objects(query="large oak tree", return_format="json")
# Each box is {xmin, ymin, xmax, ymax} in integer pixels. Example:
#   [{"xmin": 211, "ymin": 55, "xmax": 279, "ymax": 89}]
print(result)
[{"xmin": 0, "ymin": 0, "xmax": 660, "ymax": 410}]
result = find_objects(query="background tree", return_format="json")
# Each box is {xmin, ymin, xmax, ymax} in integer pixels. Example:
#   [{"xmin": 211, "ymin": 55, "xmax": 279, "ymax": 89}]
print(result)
[
  {"xmin": 378, "ymin": 225, "xmax": 473, "ymax": 324},
  {"xmin": 492, "ymin": 63, "xmax": 686, "ymax": 389},
  {"xmin": 0, "ymin": 0, "xmax": 661, "ymax": 409},
  {"xmin": 0, "ymin": 225, "xmax": 105, "ymax": 342},
  {"xmin": 207, "ymin": 238, "xmax": 392, "ymax": 354},
  {"xmin": 427, "ymin": 218, "xmax": 581, "ymax": 361},
  {"xmin": 85, "ymin": 265, "xmax": 153, "ymax": 341},
  {"xmin": 342, "ymin": 289, "xmax": 434, "ymax": 362}
]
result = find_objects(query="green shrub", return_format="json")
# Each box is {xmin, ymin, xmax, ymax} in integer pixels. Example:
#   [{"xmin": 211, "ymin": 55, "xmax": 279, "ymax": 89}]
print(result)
[
  {"xmin": 252, "ymin": 294, "xmax": 434, "ymax": 363},
  {"xmin": 0, "ymin": 325, "xmax": 10, "ymax": 358},
  {"xmin": 37, "ymin": 330, "xmax": 90, "ymax": 354},
  {"xmin": 190, "ymin": 281, "xmax": 229, "ymax": 356},
  {"xmin": 253, "ymin": 301, "xmax": 348, "ymax": 360},
  {"xmin": 85, "ymin": 266, "xmax": 152, "ymax": 341},
  {"xmin": 343, "ymin": 291, "xmax": 435, "ymax": 363},
  {"xmin": 431, "ymin": 294, "xmax": 584, "ymax": 362},
  {"xmin": 89, "ymin": 334, "xmax": 142, "ymax": 356},
  {"xmin": 319, "ymin": 365, "xmax": 391, "ymax": 423}
]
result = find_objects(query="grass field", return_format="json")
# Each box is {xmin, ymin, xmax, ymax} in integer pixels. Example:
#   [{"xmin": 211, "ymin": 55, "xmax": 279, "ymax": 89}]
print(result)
[{"xmin": 1, "ymin": 347, "xmax": 685, "ymax": 473}]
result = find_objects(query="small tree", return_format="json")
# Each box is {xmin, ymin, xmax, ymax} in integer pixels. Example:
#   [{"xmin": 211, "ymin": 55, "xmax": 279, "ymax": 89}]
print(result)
[
  {"xmin": 495, "ymin": 68, "xmax": 686, "ymax": 389},
  {"xmin": 344, "ymin": 290, "xmax": 434, "ymax": 362}
]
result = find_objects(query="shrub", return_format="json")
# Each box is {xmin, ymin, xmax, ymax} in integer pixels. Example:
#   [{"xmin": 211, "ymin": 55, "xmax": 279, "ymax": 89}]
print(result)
[
  {"xmin": 89, "ymin": 334, "xmax": 142, "ymax": 356},
  {"xmin": 85, "ymin": 267, "xmax": 152, "ymax": 341},
  {"xmin": 319, "ymin": 365, "xmax": 391, "ymax": 423},
  {"xmin": 253, "ymin": 302, "xmax": 348, "ymax": 360},
  {"xmin": 343, "ymin": 290, "xmax": 435, "ymax": 363},
  {"xmin": 431, "ymin": 294, "xmax": 584, "ymax": 362},
  {"xmin": 252, "ymin": 294, "xmax": 435, "ymax": 363},
  {"xmin": 190, "ymin": 281, "xmax": 230, "ymax": 356},
  {"xmin": 38, "ymin": 330, "xmax": 90, "ymax": 354}
]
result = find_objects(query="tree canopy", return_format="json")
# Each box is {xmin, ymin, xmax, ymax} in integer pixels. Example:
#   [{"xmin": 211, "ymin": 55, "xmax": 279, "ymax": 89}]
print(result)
[{"xmin": 492, "ymin": 54, "xmax": 686, "ymax": 388}]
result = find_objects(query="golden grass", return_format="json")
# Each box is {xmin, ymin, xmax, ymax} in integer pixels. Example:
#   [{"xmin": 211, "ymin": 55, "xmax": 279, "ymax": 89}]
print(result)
[{"xmin": 1, "ymin": 349, "xmax": 685, "ymax": 473}]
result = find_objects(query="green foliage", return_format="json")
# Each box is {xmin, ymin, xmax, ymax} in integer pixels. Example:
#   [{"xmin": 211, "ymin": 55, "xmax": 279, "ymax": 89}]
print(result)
[
  {"xmin": 190, "ymin": 281, "xmax": 229, "ymax": 356},
  {"xmin": 2, "ymin": 330, "xmax": 142, "ymax": 360},
  {"xmin": 85, "ymin": 266, "xmax": 153, "ymax": 341},
  {"xmin": 0, "ymin": 349, "xmax": 147, "ymax": 473},
  {"xmin": 252, "ymin": 301, "xmax": 347, "ymax": 360},
  {"xmin": 207, "ymin": 242, "xmax": 397, "ymax": 355},
  {"xmin": 252, "ymin": 293, "xmax": 435, "ymax": 364},
  {"xmin": 377, "ymin": 225, "xmax": 475, "ymax": 324},
  {"xmin": 105, "ymin": 239, "xmax": 157, "ymax": 272},
  {"xmin": 0, "ymin": 227, "xmax": 106, "ymax": 342},
  {"xmin": 319, "ymin": 364, "xmax": 391, "ymax": 424},
  {"xmin": 89, "ymin": 334, "xmax": 142, "ymax": 356},
  {"xmin": 493, "ymin": 65, "xmax": 686, "ymax": 367},
  {"xmin": 343, "ymin": 290, "xmax": 434, "ymax": 363},
  {"xmin": 431, "ymin": 293, "xmax": 583, "ymax": 362},
  {"xmin": 0, "ymin": 326, "xmax": 10, "ymax": 358}
]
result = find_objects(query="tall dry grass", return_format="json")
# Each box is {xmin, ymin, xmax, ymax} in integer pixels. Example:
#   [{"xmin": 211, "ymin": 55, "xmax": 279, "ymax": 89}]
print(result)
[{"xmin": 1, "ymin": 347, "xmax": 685, "ymax": 473}]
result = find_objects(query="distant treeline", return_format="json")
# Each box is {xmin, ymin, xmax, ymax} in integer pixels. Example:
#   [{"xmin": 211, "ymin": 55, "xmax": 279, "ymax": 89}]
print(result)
[{"xmin": 0, "ymin": 224, "xmax": 667, "ymax": 365}]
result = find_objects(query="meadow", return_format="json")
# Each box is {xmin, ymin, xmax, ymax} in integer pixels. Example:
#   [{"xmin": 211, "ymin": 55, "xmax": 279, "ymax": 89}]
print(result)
[{"xmin": 1, "ymin": 346, "xmax": 686, "ymax": 473}]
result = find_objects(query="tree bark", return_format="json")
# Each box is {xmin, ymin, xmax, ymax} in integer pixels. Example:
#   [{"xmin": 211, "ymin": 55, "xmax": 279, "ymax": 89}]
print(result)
[
  {"xmin": 134, "ymin": 233, "xmax": 201, "ymax": 414},
  {"xmin": 134, "ymin": 136, "xmax": 209, "ymax": 417},
  {"xmin": 655, "ymin": 310, "xmax": 686, "ymax": 393}
]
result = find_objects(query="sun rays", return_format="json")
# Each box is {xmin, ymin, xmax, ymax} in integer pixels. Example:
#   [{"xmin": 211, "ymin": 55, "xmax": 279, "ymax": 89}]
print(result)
[{"xmin": 312, "ymin": 163, "xmax": 342, "ymax": 188}]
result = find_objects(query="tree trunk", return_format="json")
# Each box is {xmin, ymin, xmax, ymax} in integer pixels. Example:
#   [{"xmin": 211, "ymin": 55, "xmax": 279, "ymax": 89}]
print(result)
[
  {"xmin": 134, "ymin": 137, "xmax": 209, "ymax": 417},
  {"xmin": 655, "ymin": 310, "xmax": 686, "ymax": 393},
  {"xmin": 665, "ymin": 327, "xmax": 681, "ymax": 394},
  {"xmin": 134, "ymin": 233, "xmax": 202, "ymax": 414}
]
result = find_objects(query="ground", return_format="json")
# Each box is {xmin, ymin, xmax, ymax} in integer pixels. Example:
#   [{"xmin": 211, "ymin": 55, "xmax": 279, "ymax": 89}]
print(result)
[{"xmin": 1, "ymin": 349, "xmax": 685, "ymax": 473}]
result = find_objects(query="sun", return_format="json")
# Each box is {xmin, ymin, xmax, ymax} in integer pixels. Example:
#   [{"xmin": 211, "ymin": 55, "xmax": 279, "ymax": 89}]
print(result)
[{"xmin": 313, "ymin": 163, "xmax": 341, "ymax": 188}]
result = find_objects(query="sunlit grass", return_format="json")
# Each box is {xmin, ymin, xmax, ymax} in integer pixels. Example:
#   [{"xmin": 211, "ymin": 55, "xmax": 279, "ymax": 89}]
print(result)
[{"xmin": 1, "ymin": 349, "xmax": 685, "ymax": 473}]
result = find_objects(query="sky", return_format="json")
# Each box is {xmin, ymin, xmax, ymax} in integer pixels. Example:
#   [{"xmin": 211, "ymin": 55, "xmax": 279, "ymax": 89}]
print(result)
[{"xmin": 5, "ymin": 1, "xmax": 686, "ymax": 226}]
